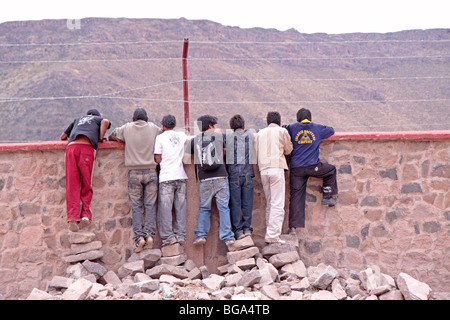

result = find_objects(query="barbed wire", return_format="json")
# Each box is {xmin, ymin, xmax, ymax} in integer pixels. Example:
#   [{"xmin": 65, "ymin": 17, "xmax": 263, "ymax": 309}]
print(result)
[
  {"xmin": 1, "ymin": 55, "xmax": 449, "ymax": 64},
  {"xmin": 1, "ymin": 38, "xmax": 449, "ymax": 47}
]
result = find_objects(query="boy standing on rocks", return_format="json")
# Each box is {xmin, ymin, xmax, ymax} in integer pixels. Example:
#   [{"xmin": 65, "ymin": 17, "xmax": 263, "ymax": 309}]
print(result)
[
  {"xmin": 154, "ymin": 114, "xmax": 189, "ymax": 246},
  {"xmin": 61, "ymin": 108, "xmax": 110, "ymax": 232},
  {"xmin": 185, "ymin": 115, "xmax": 235, "ymax": 247},
  {"xmin": 109, "ymin": 108, "xmax": 162, "ymax": 252},
  {"xmin": 256, "ymin": 111, "xmax": 293, "ymax": 244}
]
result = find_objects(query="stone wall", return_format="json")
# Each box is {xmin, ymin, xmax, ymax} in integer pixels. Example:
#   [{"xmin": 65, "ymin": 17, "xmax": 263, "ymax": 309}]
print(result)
[{"xmin": 0, "ymin": 131, "xmax": 448, "ymax": 299}]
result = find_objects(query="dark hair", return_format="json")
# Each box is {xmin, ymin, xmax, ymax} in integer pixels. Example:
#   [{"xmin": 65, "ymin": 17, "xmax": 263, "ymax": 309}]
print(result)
[
  {"xmin": 297, "ymin": 108, "xmax": 312, "ymax": 122},
  {"xmin": 267, "ymin": 111, "xmax": 281, "ymax": 125},
  {"xmin": 229, "ymin": 114, "xmax": 245, "ymax": 131},
  {"xmin": 161, "ymin": 114, "xmax": 176, "ymax": 129},
  {"xmin": 133, "ymin": 108, "xmax": 148, "ymax": 121},
  {"xmin": 197, "ymin": 114, "xmax": 218, "ymax": 132},
  {"xmin": 86, "ymin": 109, "xmax": 100, "ymax": 116}
]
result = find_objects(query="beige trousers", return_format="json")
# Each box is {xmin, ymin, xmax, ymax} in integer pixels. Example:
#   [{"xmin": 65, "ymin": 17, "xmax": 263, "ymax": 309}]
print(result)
[{"xmin": 260, "ymin": 168, "xmax": 286, "ymax": 239}]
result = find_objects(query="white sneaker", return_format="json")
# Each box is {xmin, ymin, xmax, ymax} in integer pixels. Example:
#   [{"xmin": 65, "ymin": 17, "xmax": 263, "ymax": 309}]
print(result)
[{"xmin": 264, "ymin": 237, "xmax": 286, "ymax": 244}]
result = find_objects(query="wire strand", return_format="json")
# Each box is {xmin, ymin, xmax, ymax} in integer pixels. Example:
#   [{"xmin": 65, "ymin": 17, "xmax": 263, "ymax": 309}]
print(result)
[{"xmin": 1, "ymin": 38, "xmax": 449, "ymax": 47}]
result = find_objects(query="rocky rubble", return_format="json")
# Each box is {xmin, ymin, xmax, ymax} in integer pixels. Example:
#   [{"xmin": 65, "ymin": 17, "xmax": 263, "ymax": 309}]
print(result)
[{"xmin": 25, "ymin": 233, "xmax": 443, "ymax": 300}]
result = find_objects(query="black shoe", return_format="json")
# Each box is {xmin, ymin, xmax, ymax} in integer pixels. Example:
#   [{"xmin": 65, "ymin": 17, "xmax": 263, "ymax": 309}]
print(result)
[{"xmin": 322, "ymin": 197, "xmax": 338, "ymax": 207}]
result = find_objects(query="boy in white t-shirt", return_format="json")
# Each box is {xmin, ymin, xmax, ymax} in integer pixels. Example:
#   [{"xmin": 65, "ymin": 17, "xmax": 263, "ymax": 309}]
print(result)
[{"xmin": 154, "ymin": 115, "xmax": 189, "ymax": 246}]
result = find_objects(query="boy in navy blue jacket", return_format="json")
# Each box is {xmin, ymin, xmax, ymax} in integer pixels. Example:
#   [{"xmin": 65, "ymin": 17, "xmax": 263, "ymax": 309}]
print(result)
[{"xmin": 284, "ymin": 108, "xmax": 338, "ymax": 234}]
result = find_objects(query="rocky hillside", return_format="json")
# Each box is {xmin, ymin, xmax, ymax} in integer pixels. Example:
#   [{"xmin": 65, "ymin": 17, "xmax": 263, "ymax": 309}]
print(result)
[{"xmin": 0, "ymin": 18, "xmax": 448, "ymax": 142}]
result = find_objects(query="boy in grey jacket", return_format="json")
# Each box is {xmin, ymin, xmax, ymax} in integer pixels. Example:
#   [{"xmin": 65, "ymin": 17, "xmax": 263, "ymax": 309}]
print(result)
[{"xmin": 109, "ymin": 108, "xmax": 162, "ymax": 252}]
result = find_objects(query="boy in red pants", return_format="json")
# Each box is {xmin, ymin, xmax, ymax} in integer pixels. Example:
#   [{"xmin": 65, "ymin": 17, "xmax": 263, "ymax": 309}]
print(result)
[{"xmin": 61, "ymin": 109, "xmax": 110, "ymax": 232}]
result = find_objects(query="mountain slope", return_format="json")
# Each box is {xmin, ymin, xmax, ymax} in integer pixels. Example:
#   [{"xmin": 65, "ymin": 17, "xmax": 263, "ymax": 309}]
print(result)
[{"xmin": 0, "ymin": 18, "xmax": 448, "ymax": 142}]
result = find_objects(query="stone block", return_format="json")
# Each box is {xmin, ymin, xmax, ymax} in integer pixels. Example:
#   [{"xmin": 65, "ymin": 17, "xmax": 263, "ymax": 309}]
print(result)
[
  {"xmin": 27, "ymin": 288, "xmax": 56, "ymax": 300},
  {"xmin": 313, "ymin": 265, "xmax": 339, "ymax": 290},
  {"xmin": 224, "ymin": 273, "xmax": 243, "ymax": 287},
  {"xmin": 63, "ymin": 250, "xmax": 104, "ymax": 263},
  {"xmin": 82, "ymin": 260, "xmax": 107, "ymax": 279},
  {"xmin": 379, "ymin": 289, "xmax": 404, "ymax": 300},
  {"xmin": 280, "ymin": 260, "xmax": 307, "ymax": 278},
  {"xmin": 235, "ymin": 258, "xmax": 255, "ymax": 270},
  {"xmin": 331, "ymin": 278, "xmax": 347, "ymax": 300},
  {"xmin": 397, "ymin": 272, "xmax": 431, "ymax": 300},
  {"xmin": 261, "ymin": 242, "xmax": 297, "ymax": 258},
  {"xmin": 47, "ymin": 276, "xmax": 74, "ymax": 290},
  {"xmin": 202, "ymin": 274, "xmax": 225, "ymax": 291},
  {"xmin": 101, "ymin": 270, "xmax": 122, "ymax": 288},
  {"xmin": 127, "ymin": 248, "xmax": 161, "ymax": 269},
  {"xmin": 71, "ymin": 240, "xmax": 102, "ymax": 255},
  {"xmin": 68, "ymin": 232, "xmax": 96, "ymax": 244},
  {"xmin": 237, "ymin": 270, "xmax": 261, "ymax": 287},
  {"xmin": 360, "ymin": 267, "xmax": 380, "ymax": 291},
  {"xmin": 199, "ymin": 265, "xmax": 210, "ymax": 278},
  {"xmin": 268, "ymin": 251, "xmax": 299, "ymax": 268},
  {"xmin": 226, "ymin": 236, "xmax": 254, "ymax": 252},
  {"xmin": 227, "ymin": 246, "xmax": 259, "ymax": 264},
  {"xmin": 118, "ymin": 260, "xmax": 144, "ymax": 279},
  {"xmin": 311, "ymin": 290, "xmax": 338, "ymax": 300},
  {"xmin": 159, "ymin": 253, "xmax": 187, "ymax": 266},
  {"xmin": 160, "ymin": 274, "xmax": 184, "ymax": 286},
  {"xmin": 61, "ymin": 278, "xmax": 93, "ymax": 300},
  {"xmin": 291, "ymin": 277, "xmax": 310, "ymax": 291},
  {"xmin": 258, "ymin": 263, "xmax": 278, "ymax": 286},
  {"xmin": 261, "ymin": 284, "xmax": 281, "ymax": 300},
  {"xmin": 145, "ymin": 264, "xmax": 189, "ymax": 279},
  {"xmin": 187, "ymin": 267, "xmax": 202, "ymax": 280},
  {"xmin": 161, "ymin": 242, "xmax": 184, "ymax": 257},
  {"xmin": 134, "ymin": 272, "xmax": 152, "ymax": 283}
]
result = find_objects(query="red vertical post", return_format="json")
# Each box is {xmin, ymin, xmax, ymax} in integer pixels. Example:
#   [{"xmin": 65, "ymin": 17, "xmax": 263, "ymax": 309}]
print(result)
[{"xmin": 182, "ymin": 38, "xmax": 190, "ymax": 135}]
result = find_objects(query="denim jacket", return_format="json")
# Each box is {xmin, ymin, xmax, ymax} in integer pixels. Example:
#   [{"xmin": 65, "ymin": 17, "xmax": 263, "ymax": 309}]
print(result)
[{"xmin": 226, "ymin": 128, "xmax": 256, "ymax": 177}]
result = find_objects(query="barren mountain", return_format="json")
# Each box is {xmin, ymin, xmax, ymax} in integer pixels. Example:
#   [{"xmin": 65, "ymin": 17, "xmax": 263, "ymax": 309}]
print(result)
[{"xmin": 0, "ymin": 18, "xmax": 448, "ymax": 142}]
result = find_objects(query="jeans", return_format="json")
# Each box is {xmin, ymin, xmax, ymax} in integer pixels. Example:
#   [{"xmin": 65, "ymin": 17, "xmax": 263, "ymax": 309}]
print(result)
[
  {"xmin": 128, "ymin": 169, "xmax": 158, "ymax": 242},
  {"xmin": 194, "ymin": 177, "xmax": 235, "ymax": 242},
  {"xmin": 157, "ymin": 179, "xmax": 187, "ymax": 245},
  {"xmin": 229, "ymin": 175, "xmax": 254, "ymax": 238}
]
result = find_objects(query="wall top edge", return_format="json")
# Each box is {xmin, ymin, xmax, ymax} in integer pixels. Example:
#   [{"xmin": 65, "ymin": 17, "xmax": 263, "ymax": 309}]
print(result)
[{"xmin": 0, "ymin": 130, "xmax": 449, "ymax": 152}]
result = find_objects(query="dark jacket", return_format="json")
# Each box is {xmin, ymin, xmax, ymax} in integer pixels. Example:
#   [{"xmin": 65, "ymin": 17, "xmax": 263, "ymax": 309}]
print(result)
[
  {"xmin": 226, "ymin": 128, "xmax": 256, "ymax": 177},
  {"xmin": 284, "ymin": 121, "xmax": 334, "ymax": 168}
]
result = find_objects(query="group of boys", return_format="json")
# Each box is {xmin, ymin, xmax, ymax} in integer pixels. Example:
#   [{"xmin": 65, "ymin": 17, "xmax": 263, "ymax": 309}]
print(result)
[{"xmin": 61, "ymin": 107, "xmax": 338, "ymax": 252}]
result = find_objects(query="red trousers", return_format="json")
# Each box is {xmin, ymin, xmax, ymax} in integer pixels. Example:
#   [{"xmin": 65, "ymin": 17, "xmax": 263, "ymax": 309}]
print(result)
[{"xmin": 65, "ymin": 144, "xmax": 95, "ymax": 222}]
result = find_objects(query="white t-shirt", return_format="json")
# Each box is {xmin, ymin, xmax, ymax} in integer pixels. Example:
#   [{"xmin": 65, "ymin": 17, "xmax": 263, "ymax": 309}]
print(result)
[{"xmin": 154, "ymin": 130, "xmax": 189, "ymax": 183}]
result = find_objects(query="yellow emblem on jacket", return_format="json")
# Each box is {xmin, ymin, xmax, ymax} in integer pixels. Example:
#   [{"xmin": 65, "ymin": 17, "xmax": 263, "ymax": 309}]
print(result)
[{"xmin": 295, "ymin": 130, "xmax": 316, "ymax": 144}]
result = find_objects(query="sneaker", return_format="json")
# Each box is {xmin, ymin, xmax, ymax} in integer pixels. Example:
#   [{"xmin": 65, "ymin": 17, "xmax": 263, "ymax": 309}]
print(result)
[
  {"xmin": 176, "ymin": 237, "xmax": 186, "ymax": 245},
  {"xmin": 135, "ymin": 237, "xmax": 146, "ymax": 253},
  {"xmin": 144, "ymin": 236, "xmax": 154, "ymax": 249},
  {"xmin": 79, "ymin": 217, "xmax": 90, "ymax": 229},
  {"xmin": 287, "ymin": 227, "xmax": 296, "ymax": 235},
  {"xmin": 225, "ymin": 239, "xmax": 235, "ymax": 247},
  {"xmin": 322, "ymin": 197, "xmax": 338, "ymax": 207},
  {"xmin": 193, "ymin": 238, "xmax": 206, "ymax": 245},
  {"xmin": 264, "ymin": 237, "xmax": 286, "ymax": 244},
  {"xmin": 68, "ymin": 221, "xmax": 79, "ymax": 232},
  {"xmin": 235, "ymin": 232, "xmax": 245, "ymax": 240}
]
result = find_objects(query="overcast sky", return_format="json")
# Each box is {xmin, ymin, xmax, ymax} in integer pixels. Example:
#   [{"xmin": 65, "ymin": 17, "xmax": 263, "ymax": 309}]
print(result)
[{"xmin": 1, "ymin": 0, "xmax": 448, "ymax": 34}]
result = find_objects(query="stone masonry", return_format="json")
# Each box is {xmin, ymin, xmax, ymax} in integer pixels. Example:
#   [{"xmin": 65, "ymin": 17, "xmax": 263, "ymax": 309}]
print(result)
[{"xmin": 0, "ymin": 133, "xmax": 448, "ymax": 299}]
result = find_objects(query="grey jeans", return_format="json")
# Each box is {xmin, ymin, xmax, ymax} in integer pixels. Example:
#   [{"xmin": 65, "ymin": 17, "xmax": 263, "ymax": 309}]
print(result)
[
  {"xmin": 128, "ymin": 169, "xmax": 158, "ymax": 242},
  {"xmin": 157, "ymin": 179, "xmax": 187, "ymax": 245}
]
